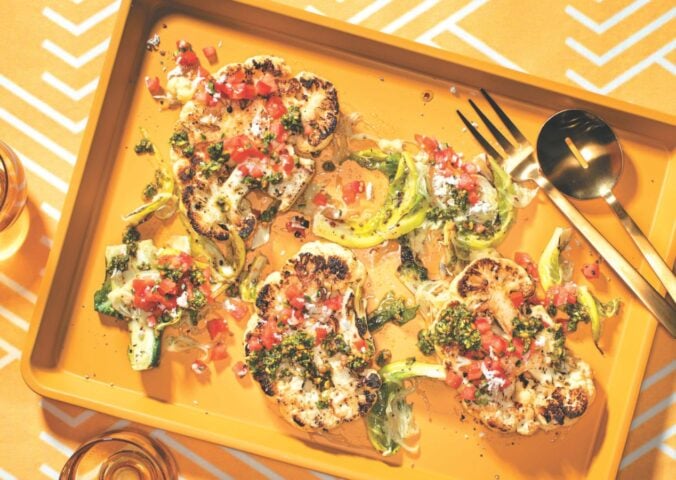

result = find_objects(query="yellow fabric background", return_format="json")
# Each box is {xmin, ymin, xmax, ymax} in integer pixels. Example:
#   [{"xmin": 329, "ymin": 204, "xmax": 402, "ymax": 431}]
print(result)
[{"xmin": 0, "ymin": 0, "xmax": 673, "ymax": 478}]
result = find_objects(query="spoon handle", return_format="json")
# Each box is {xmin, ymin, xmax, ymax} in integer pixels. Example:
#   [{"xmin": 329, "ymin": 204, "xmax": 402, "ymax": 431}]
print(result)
[
  {"xmin": 603, "ymin": 191, "xmax": 676, "ymax": 301},
  {"xmin": 534, "ymin": 175, "xmax": 676, "ymax": 337}
]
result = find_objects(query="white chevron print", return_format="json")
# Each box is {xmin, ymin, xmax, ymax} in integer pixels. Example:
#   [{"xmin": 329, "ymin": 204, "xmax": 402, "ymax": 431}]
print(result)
[
  {"xmin": 41, "ymin": 399, "xmax": 96, "ymax": 428},
  {"xmin": 0, "ymin": 108, "xmax": 77, "ymax": 164},
  {"xmin": 40, "ymin": 202, "xmax": 62, "ymax": 222},
  {"xmin": 621, "ymin": 424, "xmax": 676, "ymax": 469},
  {"xmin": 565, "ymin": 8, "xmax": 675, "ymax": 66},
  {"xmin": 15, "ymin": 150, "xmax": 69, "ymax": 194},
  {"xmin": 42, "ymin": 38, "xmax": 110, "ymax": 69},
  {"xmin": 0, "ymin": 337, "xmax": 21, "ymax": 370},
  {"xmin": 347, "ymin": 0, "xmax": 391, "ymax": 24},
  {"xmin": 631, "ymin": 394, "xmax": 676, "ymax": 430},
  {"xmin": 381, "ymin": 0, "xmax": 440, "ymax": 34},
  {"xmin": 565, "ymin": 0, "xmax": 651, "ymax": 34},
  {"xmin": 42, "ymin": 73, "xmax": 99, "ymax": 101},
  {"xmin": 416, "ymin": 0, "xmax": 525, "ymax": 72},
  {"xmin": 0, "ymin": 305, "xmax": 29, "ymax": 332},
  {"xmin": 39, "ymin": 464, "xmax": 59, "ymax": 480},
  {"xmin": 222, "ymin": 447, "xmax": 285, "ymax": 480},
  {"xmin": 42, "ymin": 1, "xmax": 121, "ymax": 36},
  {"xmin": 0, "ymin": 273, "xmax": 37, "ymax": 304},
  {"xmin": 0, "ymin": 75, "xmax": 88, "ymax": 133},
  {"xmin": 566, "ymin": 40, "xmax": 675, "ymax": 93},
  {"xmin": 641, "ymin": 360, "xmax": 676, "ymax": 392},
  {"xmin": 150, "ymin": 431, "xmax": 234, "ymax": 480},
  {"xmin": 0, "ymin": 468, "xmax": 17, "ymax": 480}
]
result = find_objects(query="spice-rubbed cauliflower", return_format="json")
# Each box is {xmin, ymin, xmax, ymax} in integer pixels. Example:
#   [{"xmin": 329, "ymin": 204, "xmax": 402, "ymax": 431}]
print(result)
[
  {"xmin": 166, "ymin": 50, "xmax": 339, "ymax": 240},
  {"xmin": 419, "ymin": 256, "xmax": 595, "ymax": 435},
  {"xmin": 244, "ymin": 242, "xmax": 381, "ymax": 431}
]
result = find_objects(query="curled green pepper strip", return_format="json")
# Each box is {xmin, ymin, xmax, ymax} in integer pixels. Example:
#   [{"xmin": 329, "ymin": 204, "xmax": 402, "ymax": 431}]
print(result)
[
  {"xmin": 122, "ymin": 130, "xmax": 175, "ymax": 226},
  {"xmin": 313, "ymin": 149, "xmax": 429, "ymax": 249},
  {"xmin": 453, "ymin": 157, "xmax": 515, "ymax": 253}
]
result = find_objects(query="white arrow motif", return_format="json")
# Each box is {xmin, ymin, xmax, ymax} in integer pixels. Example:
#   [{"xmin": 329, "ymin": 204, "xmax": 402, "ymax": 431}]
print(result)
[
  {"xmin": 566, "ymin": 40, "xmax": 675, "ymax": 94},
  {"xmin": 41, "ymin": 399, "xmax": 97, "ymax": 428},
  {"xmin": 565, "ymin": 0, "xmax": 651, "ymax": 34},
  {"xmin": 150, "ymin": 430, "xmax": 233, "ymax": 480},
  {"xmin": 382, "ymin": 0, "xmax": 440, "ymax": 34},
  {"xmin": 621, "ymin": 424, "xmax": 676, "ymax": 469},
  {"xmin": 631, "ymin": 393, "xmax": 676, "ymax": 430},
  {"xmin": 0, "ymin": 108, "xmax": 76, "ymax": 165},
  {"xmin": 0, "ymin": 337, "xmax": 21, "ymax": 370},
  {"xmin": 416, "ymin": 0, "xmax": 525, "ymax": 72},
  {"xmin": 42, "ymin": 1, "xmax": 121, "ymax": 36},
  {"xmin": 0, "ymin": 75, "xmax": 88, "ymax": 133},
  {"xmin": 15, "ymin": 149, "xmax": 69, "ymax": 194},
  {"xmin": 42, "ymin": 38, "xmax": 110, "ymax": 69},
  {"xmin": 0, "ymin": 468, "xmax": 18, "ymax": 480},
  {"xmin": 347, "ymin": 0, "xmax": 391, "ymax": 25},
  {"xmin": 566, "ymin": 8, "xmax": 675, "ymax": 66},
  {"xmin": 42, "ymin": 72, "xmax": 99, "ymax": 101},
  {"xmin": 0, "ymin": 304, "xmax": 29, "ymax": 332}
]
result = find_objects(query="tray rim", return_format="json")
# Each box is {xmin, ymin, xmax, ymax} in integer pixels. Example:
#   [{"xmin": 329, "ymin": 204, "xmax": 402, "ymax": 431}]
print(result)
[{"xmin": 20, "ymin": 1, "xmax": 674, "ymax": 479}]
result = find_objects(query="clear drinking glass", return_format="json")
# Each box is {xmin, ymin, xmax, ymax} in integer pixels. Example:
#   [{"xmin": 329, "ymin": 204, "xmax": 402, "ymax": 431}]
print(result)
[
  {"xmin": 0, "ymin": 140, "xmax": 29, "ymax": 260},
  {"xmin": 59, "ymin": 430, "xmax": 178, "ymax": 480}
]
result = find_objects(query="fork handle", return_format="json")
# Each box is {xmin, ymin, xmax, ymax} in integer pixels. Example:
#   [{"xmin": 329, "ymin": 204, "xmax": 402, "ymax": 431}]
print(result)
[
  {"xmin": 603, "ymin": 191, "xmax": 676, "ymax": 301},
  {"xmin": 534, "ymin": 176, "xmax": 676, "ymax": 337}
]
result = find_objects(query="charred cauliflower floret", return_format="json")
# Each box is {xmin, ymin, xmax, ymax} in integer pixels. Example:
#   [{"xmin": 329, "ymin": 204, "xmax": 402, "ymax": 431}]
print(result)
[
  {"xmin": 451, "ymin": 257, "xmax": 535, "ymax": 335},
  {"xmin": 244, "ymin": 242, "xmax": 381, "ymax": 431},
  {"xmin": 420, "ymin": 256, "xmax": 595, "ymax": 435},
  {"xmin": 168, "ymin": 55, "xmax": 339, "ymax": 239}
]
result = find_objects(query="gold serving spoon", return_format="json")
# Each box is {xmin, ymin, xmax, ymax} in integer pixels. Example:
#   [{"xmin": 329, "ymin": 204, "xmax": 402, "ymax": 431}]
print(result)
[{"xmin": 536, "ymin": 109, "xmax": 676, "ymax": 301}]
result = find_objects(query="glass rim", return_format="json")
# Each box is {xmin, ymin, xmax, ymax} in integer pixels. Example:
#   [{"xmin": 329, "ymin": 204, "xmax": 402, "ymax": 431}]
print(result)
[{"xmin": 0, "ymin": 153, "xmax": 8, "ymax": 210}]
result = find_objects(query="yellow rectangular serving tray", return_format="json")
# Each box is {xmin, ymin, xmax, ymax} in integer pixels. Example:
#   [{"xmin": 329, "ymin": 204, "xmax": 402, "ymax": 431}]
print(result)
[{"xmin": 21, "ymin": 1, "xmax": 676, "ymax": 479}]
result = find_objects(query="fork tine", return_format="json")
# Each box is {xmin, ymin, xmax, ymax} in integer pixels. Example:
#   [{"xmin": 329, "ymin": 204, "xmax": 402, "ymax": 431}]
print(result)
[
  {"xmin": 468, "ymin": 99, "xmax": 515, "ymax": 154},
  {"xmin": 480, "ymin": 88, "xmax": 527, "ymax": 143},
  {"xmin": 456, "ymin": 110, "xmax": 503, "ymax": 161}
]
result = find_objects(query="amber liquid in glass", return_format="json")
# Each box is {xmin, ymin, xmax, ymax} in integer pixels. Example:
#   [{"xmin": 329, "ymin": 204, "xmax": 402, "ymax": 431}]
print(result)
[{"xmin": 0, "ymin": 144, "xmax": 29, "ymax": 260}]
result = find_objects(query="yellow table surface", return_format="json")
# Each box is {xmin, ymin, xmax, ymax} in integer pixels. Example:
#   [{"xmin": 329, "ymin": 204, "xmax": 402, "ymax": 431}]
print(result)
[{"xmin": 1, "ymin": 0, "xmax": 674, "ymax": 478}]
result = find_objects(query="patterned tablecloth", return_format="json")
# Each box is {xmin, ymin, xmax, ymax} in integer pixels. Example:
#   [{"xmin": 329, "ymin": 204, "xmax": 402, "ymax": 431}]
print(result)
[{"xmin": 0, "ymin": 0, "xmax": 674, "ymax": 478}]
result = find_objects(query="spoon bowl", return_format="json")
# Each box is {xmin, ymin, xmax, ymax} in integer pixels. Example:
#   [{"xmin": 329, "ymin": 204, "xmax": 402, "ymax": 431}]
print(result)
[
  {"xmin": 536, "ymin": 110, "xmax": 623, "ymax": 200},
  {"xmin": 536, "ymin": 109, "xmax": 676, "ymax": 300}
]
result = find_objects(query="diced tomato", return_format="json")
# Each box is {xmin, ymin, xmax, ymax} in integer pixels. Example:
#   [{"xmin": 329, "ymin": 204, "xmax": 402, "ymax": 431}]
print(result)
[
  {"xmin": 489, "ymin": 335, "xmax": 508, "ymax": 355},
  {"xmin": 250, "ymin": 164, "xmax": 265, "ymax": 179},
  {"xmin": 474, "ymin": 316, "xmax": 492, "ymax": 334},
  {"xmin": 261, "ymin": 320, "xmax": 280, "ymax": 350},
  {"xmin": 158, "ymin": 252, "xmax": 193, "ymax": 274},
  {"xmin": 342, "ymin": 181, "xmax": 365, "ymax": 204},
  {"xmin": 582, "ymin": 262, "xmax": 599, "ymax": 280},
  {"xmin": 144, "ymin": 76, "xmax": 162, "ymax": 96},
  {"xmin": 247, "ymin": 335, "xmax": 263, "ymax": 352},
  {"xmin": 457, "ymin": 173, "xmax": 476, "ymax": 191},
  {"xmin": 353, "ymin": 338, "xmax": 367, "ymax": 352},
  {"xmin": 177, "ymin": 50, "xmax": 199, "ymax": 67},
  {"xmin": 467, "ymin": 190, "xmax": 480, "ymax": 205},
  {"xmin": 233, "ymin": 361, "xmax": 249, "ymax": 378},
  {"xmin": 195, "ymin": 90, "xmax": 219, "ymax": 107},
  {"xmin": 202, "ymin": 46, "xmax": 217, "ymax": 64},
  {"xmin": 237, "ymin": 164, "xmax": 250, "ymax": 176},
  {"xmin": 281, "ymin": 154, "xmax": 295, "ymax": 174},
  {"xmin": 315, "ymin": 326, "xmax": 329, "ymax": 345},
  {"xmin": 226, "ymin": 70, "xmax": 246, "ymax": 84},
  {"xmin": 460, "ymin": 385, "xmax": 477, "ymax": 401},
  {"xmin": 313, "ymin": 192, "xmax": 329, "ymax": 207},
  {"xmin": 255, "ymin": 73, "xmax": 278, "ymax": 96},
  {"xmin": 414, "ymin": 134, "xmax": 439, "ymax": 154},
  {"xmin": 445, "ymin": 371, "xmax": 463, "ymax": 389},
  {"xmin": 206, "ymin": 317, "xmax": 229, "ymax": 340},
  {"xmin": 191, "ymin": 359, "xmax": 208, "ymax": 374},
  {"xmin": 514, "ymin": 251, "xmax": 539, "ymax": 280},
  {"xmin": 146, "ymin": 315, "xmax": 157, "ymax": 328},
  {"xmin": 230, "ymin": 81, "xmax": 256, "ymax": 100},
  {"xmin": 546, "ymin": 282, "xmax": 577, "ymax": 307},
  {"xmin": 271, "ymin": 121, "xmax": 287, "ymax": 143},
  {"xmin": 509, "ymin": 291, "xmax": 525, "ymax": 309},
  {"xmin": 157, "ymin": 278, "xmax": 177, "ymax": 296},
  {"xmin": 225, "ymin": 298, "xmax": 249, "ymax": 321},
  {"xmin": 210, "ymin": 341, "xmax": 228, "ymax": 361},
  {"xmin": 276, "ymin": 307, "xmax": 293, "ymax": 324},
  {"xmin": 466, "ymin": 361, "xmax": 483, "ymax": 381},
  {"xmin": 264, "ymin": 96, "xmax": 287, "ymax": 119},
  {"xmin": 510, "ymin": 337, "xmax": 533, "ymax": 358},
  {"xmin": 285, "ymin": 284, "xmax": 305, "ymax": 310},
  {"xmin": 324, "ymin": 294, "xmax": 342, "ymax": 311},
  {"xmin": 434, "ymin": 147, "xmax": 458, "ymax": 172},
  {"xmin": 132, "ymin": 279, "xmax": 159, "ymax": 311}
]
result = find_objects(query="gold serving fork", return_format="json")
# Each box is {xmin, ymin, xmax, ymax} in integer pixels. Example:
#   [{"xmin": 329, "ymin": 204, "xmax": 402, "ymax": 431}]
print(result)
[{"xmin": 457, "ymin": 89, "xmax": 676, "ymax": 337}]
